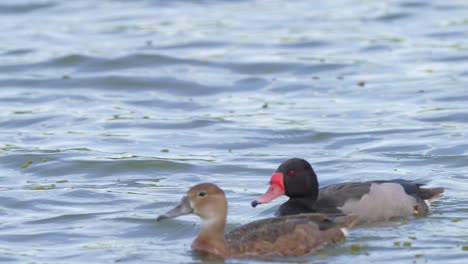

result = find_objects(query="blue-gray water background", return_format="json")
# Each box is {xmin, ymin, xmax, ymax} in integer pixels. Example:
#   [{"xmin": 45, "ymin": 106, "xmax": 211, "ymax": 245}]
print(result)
[{"xmin": 0, "ymin": 0, "xmax": 467, "ymax": 263}]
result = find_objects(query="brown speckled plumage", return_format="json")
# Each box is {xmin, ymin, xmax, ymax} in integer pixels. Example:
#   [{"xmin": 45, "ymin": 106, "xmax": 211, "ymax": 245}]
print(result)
[
  {"xmin": 157, "ymin": 183, "xmax": 349, "ymax": 258},
  {"xmin": 225, "ymin": 214, "xmax": 347, "ymax": 257}
]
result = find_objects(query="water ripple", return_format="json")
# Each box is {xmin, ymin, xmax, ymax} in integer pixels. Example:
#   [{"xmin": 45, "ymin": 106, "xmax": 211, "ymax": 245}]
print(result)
[
  {"xmin": 0, "ymin": 2, "xmax": 55, "ymax": 14},
  {"xmin": 1, "ymin": 0, "xmax": 467, "ymax": 263}
]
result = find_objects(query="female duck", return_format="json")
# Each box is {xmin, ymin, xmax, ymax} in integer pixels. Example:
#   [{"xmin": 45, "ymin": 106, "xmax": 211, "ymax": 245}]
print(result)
[
  {"xmin": 157, "ymin": 183, "xmax": 352, "ymax": 258},
  {"xmin": 252, "ymin": 158, "xmax": 444, "ymax": 223}
]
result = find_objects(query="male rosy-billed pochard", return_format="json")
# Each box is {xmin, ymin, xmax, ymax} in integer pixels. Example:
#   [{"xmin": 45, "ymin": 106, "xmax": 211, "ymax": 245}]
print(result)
[
  {"xmin": 157, "ymin": 183, "xmax": 353, "ymax": 258},
  {"xmin": 252, "ymin": 158, "xmax": 444, "ymax": 223}
]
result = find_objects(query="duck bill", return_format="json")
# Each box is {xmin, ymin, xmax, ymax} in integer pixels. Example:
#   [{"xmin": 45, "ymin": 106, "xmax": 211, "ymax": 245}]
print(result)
[
  {"xmin": 157, "ymin": 196, "xmax": 193, "ymax": 221},
  {"xmin": 251, "ymin": 172, "xmax": 285, "ymax": 207}
]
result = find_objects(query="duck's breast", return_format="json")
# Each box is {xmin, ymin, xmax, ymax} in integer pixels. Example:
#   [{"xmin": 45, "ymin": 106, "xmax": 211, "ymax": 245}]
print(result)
[{"xmin": 338, "ymin": 182, "xmax": 417, "ymax": 222}]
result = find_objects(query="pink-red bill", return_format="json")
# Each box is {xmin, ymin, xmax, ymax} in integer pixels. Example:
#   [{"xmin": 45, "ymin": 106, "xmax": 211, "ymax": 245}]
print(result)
[{"xmin": 251, "ymin": 172, "xmax": 285, "ymax": 207}]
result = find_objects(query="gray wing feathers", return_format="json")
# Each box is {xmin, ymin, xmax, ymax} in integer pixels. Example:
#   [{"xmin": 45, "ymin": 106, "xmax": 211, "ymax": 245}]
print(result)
[{"xmin": 316, "ymin": 182, "xmax": 372, "ymax": 209}]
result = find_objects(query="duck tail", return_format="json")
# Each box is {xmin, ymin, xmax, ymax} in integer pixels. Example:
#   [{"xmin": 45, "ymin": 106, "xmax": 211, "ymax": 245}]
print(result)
[{"xmin": 419, "ymin": 187, "xmax": 444, "ymax": 200}]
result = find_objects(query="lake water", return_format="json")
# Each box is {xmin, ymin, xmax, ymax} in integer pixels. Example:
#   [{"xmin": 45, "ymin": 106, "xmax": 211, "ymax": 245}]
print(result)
[{"xmin": 0, "ymin": 0, "xmax": 467, "ymax": 263}]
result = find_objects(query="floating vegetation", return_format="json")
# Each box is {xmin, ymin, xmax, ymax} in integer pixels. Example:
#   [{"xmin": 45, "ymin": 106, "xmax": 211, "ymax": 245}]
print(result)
[
  {"xmin": 261, "ymin": 102, "xmax": 269, "ymax": 109},
  {"xmin": 21, "ymin": 160, "xmax": 33, "ymax": 169},
  {"xmin": 127, "ymin": 191, "xmax": 145, "ymax": 195},
  {"xmin": 408, "ymin": 236, "xmax": 417, "ymax": 240},
  {"xmin": 451, "ymin": 218, "xmax": 462, "ymax": 223},
  {"xmin": 62, "ymin": 74, "xmax": 71, "ymax": 79},
  {"xmin": 160, "ymin": 149, "xmax": 169, "ymax": 153},
  {"xmin": 142, "ymin": 183, "xmax": 158, "ymax": 188},
  {"xmin": 462, "ymin": 246, "xmax": 468, "ymax": 251},
  {"xmin": 56, "ymin": 180, "xmax": 69, "ymax": 183},
  {"xmin": 356, "ymin": 81, "xmax": 366, "ymax": 87},
  {"xmin": 316, "ymin": 252, "xmax": 328, "ymax": 258},
  {"xmin": 110, "ymin": 114, "xmax": 130, "ymax": 120},
  {"xmin": 394, "ymin": 241, "xmax": 412, "ymax": 247},
  {"xmin": 13, "ymin": 111, "xmax": 34, "ymax": 115},
  {"xmin": 33, "ymin": 184, "xmax": 56, "ymax": 190},
  {"xmin": 403, "ymin": 242, "xmax": 412, "ymax": 247},
  {"xmin": 350, "ymin": 243, "xmax": 367, "ymax": 253}
]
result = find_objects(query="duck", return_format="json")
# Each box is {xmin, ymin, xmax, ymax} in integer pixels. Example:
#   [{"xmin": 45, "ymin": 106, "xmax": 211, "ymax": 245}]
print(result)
[
  {"xmin": 251, "ymin": 158, "xmax": 444, "ymax": 223},
  {"xmin": 157, "ymin": 183, "xmax": 354, "ymax": 258}
]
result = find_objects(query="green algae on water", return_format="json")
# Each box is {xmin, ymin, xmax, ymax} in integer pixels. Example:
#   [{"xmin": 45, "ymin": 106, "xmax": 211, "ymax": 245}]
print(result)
[
  {"xmin": 56, "ymin": 180, "xmax": 69, "ymax": 183},
  {"xmin": 33, "ymin": 184, "xmax": 57, "ymax": 190},
  {"xmin": 350, "ymin": 243, "xmax": 367, "ymax": 253},
  {"xmin": 403, "ymin": 242, "xmax": 412, "ymax": 247},
  {"xmin": 316, "ymin": 253, "xmax": 328, "ymax": 258},
  {"xmin": 21, "ymin": 160, "xmax": 33, "ymax": 168}
]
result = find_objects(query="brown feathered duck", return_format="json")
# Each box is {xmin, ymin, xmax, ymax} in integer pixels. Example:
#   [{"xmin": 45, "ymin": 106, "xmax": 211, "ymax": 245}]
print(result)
[
  {"xmin": 251, "ymin": 158, "xmax": 444, "ymax": 223},
  {"xmin": 157, "ymin": 183, "xmax": 355, "ymax": 258}
]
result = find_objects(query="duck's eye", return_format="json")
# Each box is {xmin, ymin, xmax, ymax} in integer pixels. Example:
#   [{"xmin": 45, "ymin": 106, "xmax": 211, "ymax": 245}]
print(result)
[
  {"xmin": 288, "ymin": 170, "xmax": 296, "ymax": 176},
  {"xmin": 198, "ymin": 191, "xmax": 207, "ymax": 197}
]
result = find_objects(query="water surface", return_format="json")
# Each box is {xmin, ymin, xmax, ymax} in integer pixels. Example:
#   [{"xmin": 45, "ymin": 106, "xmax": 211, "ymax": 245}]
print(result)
[{"xmin": 0, "ymin": 0, "xmax": 467, "ymax": 263}]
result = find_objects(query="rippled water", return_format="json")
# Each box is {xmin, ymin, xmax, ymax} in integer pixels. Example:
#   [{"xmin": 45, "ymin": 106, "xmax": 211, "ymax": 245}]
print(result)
[{"xmin": 1, "ymin": 0, "xmax": 467, "ymax": 263}]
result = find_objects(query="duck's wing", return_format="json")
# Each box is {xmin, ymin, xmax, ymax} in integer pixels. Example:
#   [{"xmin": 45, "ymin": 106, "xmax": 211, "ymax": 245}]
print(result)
[
  {"xmin": 227, "ymin": 213, "xmax": 335, "ymax": 240},
  {"xmin": 225, "ymin": 213, "xmax": 349, "ymax": 257},
  {"xmin": 316, "ymin": 179, "xmax": 444, "ymax": 209},
  {"xmin": 316, "ymin": 182, "xmax": 372, "ymax": 211},
  {"xmin": 316, "ymin": 180, "xmax": 444, "ymax": 222}
]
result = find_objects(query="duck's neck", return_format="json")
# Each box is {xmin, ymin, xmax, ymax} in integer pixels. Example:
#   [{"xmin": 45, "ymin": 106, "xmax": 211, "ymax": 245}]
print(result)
[
  {"xmin": 290, "ymin": 194, "xmax": 317, "ymax": 206},
  {"xmin": 276, "ymin": 196, "xmax": 318, "ymax": 216},
  {"xmin": 287, "ymin": 195, "xmax": 318, "ymax": 209},
  {"xmin": 192, "ymin": 215, "xmax": 227, "ymax": 256}
]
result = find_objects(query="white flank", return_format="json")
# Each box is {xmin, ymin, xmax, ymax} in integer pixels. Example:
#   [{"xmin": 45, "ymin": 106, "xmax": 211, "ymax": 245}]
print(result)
[
  {"xmin": 338, "ymin": 183, "xmax": 417, "ymax": 222},
  {"xmin": 425, "ymin": 199, "xmax": 431, "ymax": 207},
  {"xmin": 340, "ymin": 228, "xmax": 349, "ymax": 237}
]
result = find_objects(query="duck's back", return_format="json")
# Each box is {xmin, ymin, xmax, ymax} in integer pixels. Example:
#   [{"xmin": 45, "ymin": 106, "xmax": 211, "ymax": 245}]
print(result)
[
  {"xmin": 225, "ymin": 214, "xmax": 347, "ymax": 257},
  {"xmin": 315, "ymin": 180, "xmax": 444, "ymax": 222}
]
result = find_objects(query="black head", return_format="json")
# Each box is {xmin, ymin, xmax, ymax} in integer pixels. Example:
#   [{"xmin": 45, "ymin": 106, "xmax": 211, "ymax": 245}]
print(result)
[
  {"xmin": 251, "ymin": 158, "xmax": 319, "ymax": 207},
  {"xmin": 276, "ymin": 158, "xmax": 319, "ymax": 199}
]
